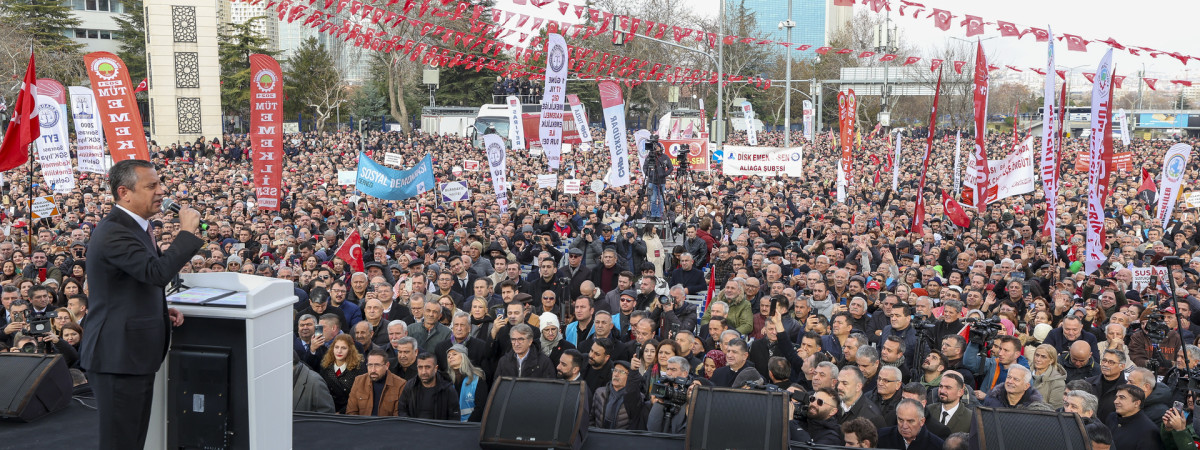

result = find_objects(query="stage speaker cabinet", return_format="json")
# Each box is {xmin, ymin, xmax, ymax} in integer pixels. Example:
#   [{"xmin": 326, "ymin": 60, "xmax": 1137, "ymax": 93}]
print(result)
[
  {"xmin": 685, "ymin": 386, "xmax": 789, "ymax": 450},
  {"xmin": 479, "ymin": 377, "xmax": 587, "ymax": 450},
  {"xmin": 0, "ymin": 353, "xmax": 71, "ymax": 423},
  {"xmin": 969, "ymin": 406, "xmax": 1089, "ymax": 450}
]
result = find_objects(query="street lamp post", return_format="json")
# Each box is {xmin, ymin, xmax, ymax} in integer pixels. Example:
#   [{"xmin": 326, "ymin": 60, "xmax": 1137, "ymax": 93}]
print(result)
[{"xmin": 779, "ymin": 1, "xmax": 795, "ymax": 146}]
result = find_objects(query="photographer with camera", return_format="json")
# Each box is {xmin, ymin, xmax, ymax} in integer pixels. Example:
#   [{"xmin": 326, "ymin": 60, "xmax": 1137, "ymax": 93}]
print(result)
[
  {"xmin": 4, "ymin": 299, "xmax": 79, "ymax": 365},
  {"xmin": 646, "ymin": 356, "xmax": 703, "ymax": 434},
  {"xmin": 649, "ymin": 284, "xmax": 697, "ymax": 339},
  {"xmin": 1131, "ymin": 306, "xmax": 1184, "ymax": 376}
]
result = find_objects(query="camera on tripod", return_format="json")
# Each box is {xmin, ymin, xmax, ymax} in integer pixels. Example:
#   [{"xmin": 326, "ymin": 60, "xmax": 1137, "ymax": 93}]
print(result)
[
  {"xmin": 651, "ymin": 376, "xmax": 692, "ymax": 408},
  {"xmin": 911, "ymin": 315, "xmax": 938, "ymax": 330},
  {"xmin": 1144, "ymin": 313, "xmax": 1170, "ymax": 342},
  {"xmin": 963, "ymin": 316, "xmax": 1004, "ymax": 346}
]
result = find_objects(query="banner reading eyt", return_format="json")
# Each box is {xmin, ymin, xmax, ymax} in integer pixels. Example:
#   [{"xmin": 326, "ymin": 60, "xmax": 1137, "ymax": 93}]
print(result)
[
  {"xmin": 83, "ymin": 52, "xmax": 148, "ymax": 162},
  {"xmin": 249, "ymin": 54, "xmax": 283, "ymax": 210}
]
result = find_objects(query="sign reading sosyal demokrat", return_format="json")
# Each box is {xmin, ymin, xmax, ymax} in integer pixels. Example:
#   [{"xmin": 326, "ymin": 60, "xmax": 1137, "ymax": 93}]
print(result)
[{"xmin": 355, "ymin": 153, "xmax": 434, "ymax": 201}]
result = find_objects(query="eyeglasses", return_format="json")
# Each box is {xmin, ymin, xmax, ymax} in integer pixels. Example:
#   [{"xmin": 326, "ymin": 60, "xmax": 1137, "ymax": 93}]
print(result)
[
  {"xmin": 809, "ymin": 397, "xmax": 825, "ymax": 406},
  {"xmin": 1100, "ymin": 359, "xmax": 1120, "ymax": 366},
  {"xmin": 879, "ymin": 378, "xmax": 900, "ymax": 384},
  {"xmin": 620, "ymin": 298, "xmax": 635, "ymax": 302}
]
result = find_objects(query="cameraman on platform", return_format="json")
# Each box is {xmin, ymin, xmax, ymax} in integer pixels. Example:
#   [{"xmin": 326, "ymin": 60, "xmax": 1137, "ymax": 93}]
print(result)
[
  {"xmin": 646, "ymin": 356, "xmax": 706, "ymax": 433},
  {"xmin": 641, "ymin": 135, "xmax": 672, "ymax": 221}
]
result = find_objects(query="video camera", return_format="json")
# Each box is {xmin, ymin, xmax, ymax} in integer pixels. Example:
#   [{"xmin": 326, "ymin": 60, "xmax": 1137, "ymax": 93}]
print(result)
[
  {"xmin": 963, "ymin": 316, "xmax": 1004, "ymax": 346},
  {"xmin": 650, "ymin": 376, "xmax": 692, "ymax": 409},
  {"xmin": 911, "ymin": 314, "xmax": 938, "ymax": 331},
  {"xmin": 1144, "ymin": 313, "xmax": 1170, "ymax": 343}
]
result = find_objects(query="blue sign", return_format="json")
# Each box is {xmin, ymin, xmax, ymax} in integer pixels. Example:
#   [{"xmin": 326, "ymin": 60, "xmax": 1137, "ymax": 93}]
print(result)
[
  {"xmin": 356, "ymin": 153, "xmax": 435, "ymax": 200},
  {"xmin": 1139, "ymin": 113, "xmax": 1188, "ymax": 128}
]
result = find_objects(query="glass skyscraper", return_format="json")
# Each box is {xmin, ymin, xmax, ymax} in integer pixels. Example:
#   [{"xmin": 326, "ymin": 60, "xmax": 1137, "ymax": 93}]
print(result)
[{"xmin": 732, "ymin": 0, "xmax": 852, "ymax": 58}]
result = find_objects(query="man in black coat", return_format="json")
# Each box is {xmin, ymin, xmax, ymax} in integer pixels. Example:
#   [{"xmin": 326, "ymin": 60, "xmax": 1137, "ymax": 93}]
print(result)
[
  {"xmin": 1104, "ymin": 384, "xmax": 1165, "ymax": 450},
  {"xmin": 801, "ymin": 387, "xmax": 845, "ymax": 446},
  {"xmin": 79, "ymin": 160, "xmax": 206, "ymax": 450},
  {"xmin": 708, "ymin": 338, "xmax": 755, "ymax": 387},
  {"xmin": 876, "ymin": 399, "xmax": 946, "ymax": 450},
  {"xmin": 434, "ymin": 311, "xmax": 491, "ymax": 377},
  {"xmin": 494, "ymin": 323, "xmax": 556, "ymax": 379},
  {"xmin": 557, "ymin": 248, "xmax": 592, "ymax": 301},
  {"xmin": 397, "ymin": 353, "xmax": 461, "ymax": 420}
]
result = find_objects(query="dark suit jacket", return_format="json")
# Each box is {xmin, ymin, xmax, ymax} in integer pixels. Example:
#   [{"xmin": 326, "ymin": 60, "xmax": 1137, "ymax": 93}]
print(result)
[
  {"xmin": 876, "ymin": 425, "xmax": 945, "ymax": 450},
  {"xmin": 79, "ymin": 207, "xmax": 204, "ymax": 375},
  {"xmin": 927, "ymin": 402, "xmax": 971, "ymax": 435}
]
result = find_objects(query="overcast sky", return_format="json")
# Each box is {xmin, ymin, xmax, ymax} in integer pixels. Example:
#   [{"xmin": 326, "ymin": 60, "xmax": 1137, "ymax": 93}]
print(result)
[{"xmin": 494, "ymin": 0, "xmax": 1197, "ymax": 83}]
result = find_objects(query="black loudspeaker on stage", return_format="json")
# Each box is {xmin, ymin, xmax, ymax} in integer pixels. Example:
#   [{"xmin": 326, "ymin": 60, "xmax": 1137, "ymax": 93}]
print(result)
[
  {"xmin": 479, "ymin": 377, "xmax": 588, "ymax": 450},
  {"xmin": 685, "ymin": 386, "xmax": 790, "ymax": 450},
  {"xmin": 969, "ymin": 406, "xmax": 1089, "ymax": 450},
  {"xmin": 0, "ymin": 353, "xmax": 72, "ymax": 423}
]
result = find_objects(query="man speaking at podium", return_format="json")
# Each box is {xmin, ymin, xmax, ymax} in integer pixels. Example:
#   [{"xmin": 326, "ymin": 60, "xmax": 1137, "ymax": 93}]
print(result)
[{"xmin": 78, "ymin": 159, "xmax": 205, "ymax": 450}]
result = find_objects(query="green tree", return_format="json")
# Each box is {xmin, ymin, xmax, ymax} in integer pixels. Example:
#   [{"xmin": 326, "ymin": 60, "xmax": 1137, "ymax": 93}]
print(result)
[
  {"xmin": 0, "ymin": 0, "xmax": 86, "ymax": 83},
  {"xmin": 284, "ymin": 36, "xmax": 344, "ymax": 131},
  {"xmin": 113, "ymin": 0, "xmax": 146, "ymax": 81},
  {"xmin": 218, "ymin": 17, "xmax": 277, "ymax": 118}
]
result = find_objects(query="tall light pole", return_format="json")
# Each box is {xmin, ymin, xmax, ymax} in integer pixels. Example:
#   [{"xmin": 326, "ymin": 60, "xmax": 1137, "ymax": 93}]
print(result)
[
  {"xmin": 876, "ymin": 10, "xmax": 897, "ymax": 129},
  {"xmin": 779, "ymin": 1, "xmax": 795, "ymax": 146}
]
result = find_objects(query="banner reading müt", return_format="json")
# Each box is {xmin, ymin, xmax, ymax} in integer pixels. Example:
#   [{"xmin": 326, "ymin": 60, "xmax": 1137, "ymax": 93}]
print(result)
[
  {"xmin": 355, "ymin": 153, "xmax": 434, "ymax": 201},
  {"xmin": 249, "ymin": 54, "xmax": 283, "ymax": 210},
  {"xmin": 83, "ymin": 52, "xmax": 148, "ymax": 161}
]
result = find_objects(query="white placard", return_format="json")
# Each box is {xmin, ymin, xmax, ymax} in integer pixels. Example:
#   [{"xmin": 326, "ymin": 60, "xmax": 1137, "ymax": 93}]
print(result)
[
  {"xmin": 337, "ymin": 170, "xmax": 357, "ymax": 186},
  {"xmin": 564, "ymin": 179, "xmax": 581, "ymax": 194},
  {"xmin": 537, "ymin": 174, "xmax": 557, "ymax": 189},
  {"xmin": 384, "ymin": 152, "xmax": 403, "ymax": 166}
]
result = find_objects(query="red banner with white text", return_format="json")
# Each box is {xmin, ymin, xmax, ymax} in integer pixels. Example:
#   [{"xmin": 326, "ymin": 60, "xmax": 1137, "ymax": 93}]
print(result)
[
  {"xmin": 249, "ymin": 54, "xmax": 283, "ymax": 210},
  {"xmin": 83, "ymin": 52, "xmax": 148, "ymax": 162},
  {"xmin": 912, "ymin": 70, "xmax": 943, "ymax": 235}
]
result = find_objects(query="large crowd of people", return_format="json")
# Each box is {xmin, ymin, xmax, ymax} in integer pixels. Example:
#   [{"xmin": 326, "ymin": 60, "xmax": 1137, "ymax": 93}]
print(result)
[{"xmin": 3, "ymin": 117, "xmax": 1200, "ymax": 448}]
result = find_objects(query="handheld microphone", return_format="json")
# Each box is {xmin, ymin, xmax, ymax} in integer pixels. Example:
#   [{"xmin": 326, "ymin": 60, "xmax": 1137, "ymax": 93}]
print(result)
[{"xmin": 160, "ymin": 198, "xmax": 208, "ymax": 232}]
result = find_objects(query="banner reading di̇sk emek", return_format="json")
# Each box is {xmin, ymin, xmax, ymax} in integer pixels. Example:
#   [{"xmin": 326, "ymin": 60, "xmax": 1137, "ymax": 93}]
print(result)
[
  {"xmin": 249, "ymin": 54, "xmax": 283, "ymax": 210},
  {"xmin": 83, "ymin": 52, "xmax": 148, "ymax": 162},
  {"xmin": 356, "ymin": 153, "xmax": 435, "ymax": 201}
]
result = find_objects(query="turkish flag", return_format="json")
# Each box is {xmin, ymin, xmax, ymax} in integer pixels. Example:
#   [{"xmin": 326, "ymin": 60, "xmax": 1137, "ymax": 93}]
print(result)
[
  {"xmin": 880, "ymin": 54, "xmax": 897, "ymax": 62},
  {"xmin": 1173, "ymin": 80, "xmax": 1194, "ymax": 87},
  {"xmin": 873, "ymin": 171, "xmax": 881, "ymax": 184},
  {"xmin": 1144, "ymin": 78, "xmax": 1158, "ymax": 90},
  {"xmin": 962, "ymin": 15, "xmax": 984, "ymax": 37},
  {"xmin": 835, "ymin": 48, "xmax": 853, "ymax": 54},
  {"xmin": 858, "ymin": 51, "xmax": 876, "ymax": 58},
  {"xmin": 833, "ymin": 0, "xmax": 854, "ymax": 5},
  {"xmin": 1005, "ymin": 65, "xmax": 1023, "ymax": 72},
  {"xmin": 997, "ymin": 21, "xmax": 1020, "ymax": 37},
  {"xmin": 868, "ymin": 0, "xmax": 889, "ymax": 13},
  {"xmin": 334, "ymin": 229, "xmax": 365, "ymax": 273},
  {"xmin": 0, "ymin": 53, "xmax": 37, "ymax": 172},
  {"xmin": 1083, "ymin": 72, "xmax": 1096, "ymax": 83},
  {"xmin": 1056, "ymin": 70, "xmax": 1067, "ymax": 81},
  {"xmin": 1099, "ymin": 37, "xmax": 1125, "ymax": 50},
  {"xmin": 942, "ymin": 190, "xmax": 971, "ymax": 228},
  {"xmin": 134, "ymin": 78, "xmax": 149, "ymax": 93},
  {"xmin": 899, "ymin": 0, "xmax": 926, "ymax": 18},
  {"xmin": 902, "ymin": 56, "xmax": 921, "ymax": 66},
  {"xmin": 953, "ymin": 60, "xmax": 967, "ymax": 74},
  {"xmin": 1063, "ymin": 34, "xmax": 1088, "ymax": 52},
  {"xmin": 1026, "ymin": 27, "xmax": 1049, "ymax": 42},
  {"xmin": 796, "ymin": 44, "xmax": 812, "ymax": 51},
  {"xmin": 816, "ymin": 46, "xmax": 832, "ymax": 55},
  {"xmin": 930, "ymin": 59, "xmax": 943, "ymax": 72},
  {"xmin": 930, "ymin": 9, "xmax": 953, "ymax": 31}
]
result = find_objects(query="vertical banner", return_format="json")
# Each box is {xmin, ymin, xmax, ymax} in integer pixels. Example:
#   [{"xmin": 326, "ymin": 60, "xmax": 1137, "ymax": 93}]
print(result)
[
  {"xmin": 505, "ymin": 95, "xmax": 525, "ymax": 150},
  {"xmin": 539, "ymin": 33, "xmax": 568, "ymax": 169},
  {"xmin": 599, "ymin": 81, "xmax": 630, "ymax": 187},
  {"xmin": 802, "ymin": 100, "xmax": 814, "ymax": 141},
  {"xmin": 34, "ymin": 79, "xmax": 74, "ymax": 193},
  {"xmin": 483, "ymin": 134, "xmax": 509, "ymax": 213},
  {"xmin": 83, "ymin": 52, "xmax": 148, "ymax": 162},
  {"xmin": 892, "ymin": 132, "xmax": 902, "ymax": 191},
  {"xmin": 68, "ymin": 86, "xmax": 108, "ymax": 174},
  {"xmin": 1116, "ymin": 108, "xmax": 1131, "ymax": 147},
  {"xmin": 912, "ymin": 70, "xmax": 943, "ymax": 235},
  {"xmin": 1041, "ymin": 28, "xmax": 1060, "ymax": 239},
  {"xmin": 953, "ymin": 131, "xmax": 962, "ymax": 195},
  {"xmin": 742, "ymin": 103, "xmax": 757, "ymax": 146},
  {"xmin": 249, "ymin": 54, "xmax": 283, "ymax": 210},
  {"xmin": 566, "ymin": 94, "xmax": 592, "ymax": 143},
  {"xmin": 1085, "ymin": 49, "xmax": 1115, "ymax": 275},
  {"xmin": 1156, "ymin": 143, "xmax": 1193, "ymax": 230},
  {"xmin": 837, "ymin": 90, "xmax": 857, "ymax": 202},
  {"xmin": 970, "ymin": 41, "xmax": 990, "ymax": 212}
]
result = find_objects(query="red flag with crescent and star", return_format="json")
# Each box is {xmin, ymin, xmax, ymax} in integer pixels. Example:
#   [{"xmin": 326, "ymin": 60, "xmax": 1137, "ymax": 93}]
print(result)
[
  {"xmin": 335, "ymin": 229, "xmax": 365, "ymax": 273},
  {"xmin": 942, "ymin": 190, "xmax": 971, "ymax": 228}
]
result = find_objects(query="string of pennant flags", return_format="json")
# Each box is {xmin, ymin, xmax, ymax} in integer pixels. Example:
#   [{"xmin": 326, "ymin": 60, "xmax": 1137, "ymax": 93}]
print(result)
[{"xmin": 248, "ymin": 0, "xmax": 1197, "ymax": 90}]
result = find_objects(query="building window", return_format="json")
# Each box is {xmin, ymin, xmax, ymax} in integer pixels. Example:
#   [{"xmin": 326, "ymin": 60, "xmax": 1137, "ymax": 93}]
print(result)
[
  {"xmin": 78, "ymin": 0, "xmax": 115, "ymax": 11},
  {"xmin": 72, "ymin": 29, "xmax": 118, "ymax": 40}
]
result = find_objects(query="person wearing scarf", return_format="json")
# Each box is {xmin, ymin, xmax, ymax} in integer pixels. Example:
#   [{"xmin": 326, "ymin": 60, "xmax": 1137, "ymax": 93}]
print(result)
[{"xmin": 539, "ymin": 312, "xmax": 575, "ymax": 365}]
